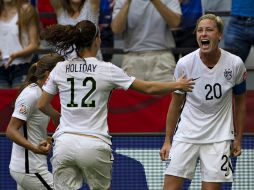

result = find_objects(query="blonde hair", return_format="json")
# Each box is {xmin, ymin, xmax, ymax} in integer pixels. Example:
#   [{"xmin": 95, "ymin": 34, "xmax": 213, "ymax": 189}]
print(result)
[{"xmin": 195, "ymin": 14, "xmax": 224, "ymax": 34}]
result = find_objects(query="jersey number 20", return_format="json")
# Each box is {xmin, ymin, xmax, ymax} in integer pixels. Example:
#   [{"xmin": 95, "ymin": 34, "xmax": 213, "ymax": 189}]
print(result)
[
  {"xmin": 205, "ymin": 83, "xmax": 222, "ymax": 100},
  {"xmin": 67, "ymin": 77, "xmax": 96, "ymax": 107}
]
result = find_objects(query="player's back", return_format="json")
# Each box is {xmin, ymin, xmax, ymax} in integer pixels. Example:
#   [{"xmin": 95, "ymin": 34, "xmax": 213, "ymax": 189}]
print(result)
[{"xmin": 45, "ymin": 57, "xmax": 135, "ymax": 144}]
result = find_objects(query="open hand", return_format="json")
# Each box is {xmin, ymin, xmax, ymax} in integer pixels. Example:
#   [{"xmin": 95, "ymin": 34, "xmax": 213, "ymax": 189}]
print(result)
[{"xmin": 176, "ymin": 75, "xmax": 195, "ymax": 92}]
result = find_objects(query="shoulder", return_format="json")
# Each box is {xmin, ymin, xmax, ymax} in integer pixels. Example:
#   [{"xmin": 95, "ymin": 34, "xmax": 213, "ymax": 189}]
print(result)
[
  {"xmin": 221, "ymin": 49, "xmax": 244, "ymax": 67},
  {"xmin": 177, "ymin": 49, "xmax": 199, "ymax": 67},
  {"xmin": 18, "ymin": 84, "xmax": 40, "ymax": 104}
]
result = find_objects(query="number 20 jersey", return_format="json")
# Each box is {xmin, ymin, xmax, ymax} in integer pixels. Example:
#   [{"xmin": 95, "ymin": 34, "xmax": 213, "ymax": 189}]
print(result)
[
  {"xmin": 42, "ymin": 57, "xmax": 135, "ymax": 145},
  {"xmin": 173, "ymin": 49, "xmax": 247, "ymax": 143}
]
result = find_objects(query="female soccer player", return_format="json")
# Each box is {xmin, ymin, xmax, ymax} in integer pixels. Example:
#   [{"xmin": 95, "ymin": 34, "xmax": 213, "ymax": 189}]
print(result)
[
  {"xmin": 6, "ymin": 54, "xmax": 64, "ymax": 189},
  {"xmin": 38, "ymin": 20, "xmax": 194, "ymax": 190},
  {"xmin": 160, "ymin": 14, "xmax": 247, "ymax": 190}
]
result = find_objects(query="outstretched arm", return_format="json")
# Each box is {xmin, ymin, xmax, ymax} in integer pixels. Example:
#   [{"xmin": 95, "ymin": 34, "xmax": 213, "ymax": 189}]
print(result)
[{"xmin": 129, "ymin": 75, "xmax": 194, "ymax": 95}]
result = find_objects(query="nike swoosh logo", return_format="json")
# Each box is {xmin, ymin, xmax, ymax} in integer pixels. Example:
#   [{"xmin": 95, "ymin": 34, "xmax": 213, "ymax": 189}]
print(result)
[{"xmin": 192, "ymin": 77, "xmax": 200, "ymax": 81}]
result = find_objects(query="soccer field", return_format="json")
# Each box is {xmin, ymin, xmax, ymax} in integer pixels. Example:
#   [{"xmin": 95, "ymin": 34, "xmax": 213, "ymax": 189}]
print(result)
[{"xmin": 1, "ymin": 134, "xmax": 253, "ymax": 190}]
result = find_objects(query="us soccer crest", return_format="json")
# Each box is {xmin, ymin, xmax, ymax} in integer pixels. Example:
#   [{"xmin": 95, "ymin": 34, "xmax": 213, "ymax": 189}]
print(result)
[
  {"xmin": 224, "ymin": 69, "xmax": 232, "ymax": 80},
  {"xmin": 19, "ymin": 104, "xmax": 28, "ymax": 115}
]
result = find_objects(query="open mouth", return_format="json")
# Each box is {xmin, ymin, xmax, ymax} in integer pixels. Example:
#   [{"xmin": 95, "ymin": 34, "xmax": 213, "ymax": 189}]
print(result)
[{"xmin": 200, "ymin": 39, "xmax": 210, "ymax": 48}]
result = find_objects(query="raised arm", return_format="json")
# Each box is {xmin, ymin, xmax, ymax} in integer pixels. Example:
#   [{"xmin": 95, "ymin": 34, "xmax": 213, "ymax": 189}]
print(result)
[
  {"xmin": 111, "ymin": 0, "xmax": 132, "ymax": 34},
  {"xmin": 90, "ymin": 0, "xmax": 100, "ymax": 13},
  {"xmin": 160, "ymin": 92, "xmax": 185, "ymax": 160},
  {"xmin": 129, "ymin": 75, "xmax": 194, "ymax": 95},
  {"xmin": 50, "ymin": 0, "xmax": 62, "ymax": 14},
  {"xmin": 150, "ymin": 0, "xmax": 181, "ymax": 28},
  {"xmin": 6, "ymin": 3, "xmax": 39, "ymax": 67}
]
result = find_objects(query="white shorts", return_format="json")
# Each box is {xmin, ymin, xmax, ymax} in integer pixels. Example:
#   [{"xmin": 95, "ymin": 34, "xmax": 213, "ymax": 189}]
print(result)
[
  {"xmin": 165, "ymin": 140, "xmax": 233, "ymax": 182},
  {"xmin": 10, "ymin": 170, "xmax": 53, "ymax": 190},
  {"xmin": 51, "ymin": 133, "xmax": 113, "ymax": 190}
]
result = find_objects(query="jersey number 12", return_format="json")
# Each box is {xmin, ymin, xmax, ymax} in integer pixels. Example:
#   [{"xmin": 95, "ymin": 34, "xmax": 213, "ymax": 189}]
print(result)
[{"xmin": 67, "ymin": 77, "xmax": 96, "ymax": 107}]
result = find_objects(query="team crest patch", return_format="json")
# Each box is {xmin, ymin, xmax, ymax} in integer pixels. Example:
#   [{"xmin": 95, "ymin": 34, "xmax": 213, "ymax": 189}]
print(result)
[
  {"xmin": 19, "ymin": 104, "xmax": 28, "ymax": 115},
  {"xmin": 224, "ymin": 69, "xmax": 232, "ymax": 80}
]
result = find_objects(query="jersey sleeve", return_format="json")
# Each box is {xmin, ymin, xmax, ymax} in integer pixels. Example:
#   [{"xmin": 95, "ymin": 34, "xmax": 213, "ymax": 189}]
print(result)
[
  {"xmin": 42, "ymin": 66, "xmax": 58, "ymax": 95},
  {"xmin": 12, "ymin": 90, "xmax": 36, "ymax": 121},
  {"xmin": 108, "ymin": 63, "xmax": 136, "ymax": 90},
  {"xmin": 233, "ymin": 57, "xmax": 247, "ymax": 95}
]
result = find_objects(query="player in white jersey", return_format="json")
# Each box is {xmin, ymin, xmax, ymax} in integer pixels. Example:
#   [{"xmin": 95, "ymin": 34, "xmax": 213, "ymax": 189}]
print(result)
[
  {"xmin": 38, "ymin": 20, "xmax": 194, "ymax": 190},
  {"xmin": 6, "ymin": 54, "xmax": 64, "ymax": 190},
  {"xmin": 160, "ymin": 14, "xmax": 247, "ymax": 190}
]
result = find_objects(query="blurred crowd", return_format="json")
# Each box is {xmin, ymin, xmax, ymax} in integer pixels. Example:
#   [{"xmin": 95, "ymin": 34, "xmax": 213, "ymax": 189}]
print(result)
[{"xmin": 0, "ymin": 0, "xmax": 253, "ymax": 89}]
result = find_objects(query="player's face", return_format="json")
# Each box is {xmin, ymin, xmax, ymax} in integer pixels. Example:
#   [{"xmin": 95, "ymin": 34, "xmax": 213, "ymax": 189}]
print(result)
[
  {"xmin": 196, "ymin": 19, "xmax": 221, "ymax": 54},
  {"xmin": 70, "ymin": 0, "xmax": 83, "ymax": 4}
]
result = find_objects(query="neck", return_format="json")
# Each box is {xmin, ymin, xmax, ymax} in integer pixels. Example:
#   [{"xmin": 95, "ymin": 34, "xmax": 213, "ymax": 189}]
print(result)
[
  {"xmin": 79, "ymin": 48, "xmax": 98, "ymax": 58},
  {"xmin": 200, "ymin": 48, "xmax": 221, "ymax": 67},
  {"xmin": 37, "ymin": 80, "xmax": 44, "ymax": 88},
  {"xmin": 71, "ymin": 2, "xmax": 82, "ymax": 12}
]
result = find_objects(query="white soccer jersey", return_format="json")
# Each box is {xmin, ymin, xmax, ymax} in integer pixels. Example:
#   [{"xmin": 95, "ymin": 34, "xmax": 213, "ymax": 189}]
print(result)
[
  {"xmin": 173, "ymin": 49, "xmax": 247, "ymax": 143},
  {"xmin": 43, "ymin": 57, "xmax": 135, "ymax": 145},
  {"xmin": 9, "ymin": 84, "xmax": 50, "ymax": 173}
]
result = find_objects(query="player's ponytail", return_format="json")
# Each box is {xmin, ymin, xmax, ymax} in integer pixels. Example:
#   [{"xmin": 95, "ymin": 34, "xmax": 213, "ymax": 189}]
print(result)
[
  {"xmin": 42, "ymin": 20, "xmax": 99, "ymax": 58},
  {"xmin": 15, "ymin": 54, "xmax": 64, "ymax": 101}
]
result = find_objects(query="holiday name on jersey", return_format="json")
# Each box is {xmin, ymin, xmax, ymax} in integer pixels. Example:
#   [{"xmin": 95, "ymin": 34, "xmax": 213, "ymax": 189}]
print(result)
[{"xmin": 66, "ymin": 63, "xmax": 97, "ymax": 73}]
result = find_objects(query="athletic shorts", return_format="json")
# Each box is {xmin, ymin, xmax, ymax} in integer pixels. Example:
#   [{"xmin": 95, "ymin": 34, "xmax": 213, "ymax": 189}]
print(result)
[
  {"xmin": 122, "ymin": 51, "xmax": 176, "ymax": 82},
  {"xmin": 164, "ymin": 140, "xmax": 233, "ymax": 182},
  {"xmin": 10, "ymin": 170, "xmax": 53, "ymax": 190},
  {"xmin": 51, "ymin": 133, "xmax": 113, "ymax": 190}
]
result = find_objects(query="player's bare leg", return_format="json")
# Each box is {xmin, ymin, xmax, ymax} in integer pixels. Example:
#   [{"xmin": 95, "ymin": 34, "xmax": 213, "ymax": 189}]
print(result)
[
  {"xmin": 163, "ymin": 175, "xmax": 184, "ymax": 190},
  {"xmin": 202, "ymin": 181, "xmax": 221, "ymax": 190}
]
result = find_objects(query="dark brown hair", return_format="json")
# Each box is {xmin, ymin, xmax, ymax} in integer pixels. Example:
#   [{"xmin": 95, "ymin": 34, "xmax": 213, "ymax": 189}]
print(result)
[
  {"xmin": 17, "ymin": 54, "xmax": 64, "ymax": 98},
  {"xmin": 42, "ymin": 20, "xmax": 99, "ymax": 57}
]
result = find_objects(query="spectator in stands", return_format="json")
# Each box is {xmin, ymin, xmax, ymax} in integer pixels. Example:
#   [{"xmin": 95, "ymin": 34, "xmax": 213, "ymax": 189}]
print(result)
[
  {"xmin": 172, "ymin": 0, "xmax": 202, "ymax": 62},
  {"xmin": 99, "ymin": 0, "xmax": 115, "ymax": 62},
  {"xmin": 160, "ymin": 14, "xmax": 247, "ymax": 190},
  {"xmin": 38, "ymin": 20, "xmax": 194, "ymax": 190},
  {"xmin": 6, "ymin": 54, "xmax": 64, "ymax": 190},
  {"xmin": 50, "ymin": 0, "xmax": 102, "ymax": 59},
  {"xmin": 111, "ymin": 0, "xmax": 182, "ymax": 82},
  {"xmin": 0, "ymin": 0, "xmax": 39, "ymax": 89},
  {"xmin": 224, "ymin": 0, "xmax": 254, "ymax": 62}
]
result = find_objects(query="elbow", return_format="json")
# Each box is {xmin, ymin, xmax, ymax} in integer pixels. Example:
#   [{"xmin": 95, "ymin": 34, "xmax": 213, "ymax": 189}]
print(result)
[
  {"xmin": 111, "ymin": 23, "xmax": 123, "ymax": 34},
  {"xmin": 170, "ymin": 15, "xmax": 182, "ymax": 28},
  {"xmin": 175, "ymin": 15, "xmax": 182, "ymax": 27},
  {"xmin": 5, "ymin": 127, "xmax": 12, "ymax": 139},
  {"xmin": 37, "ymin": 101, "xmax": 46, "ymax": 113}
]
